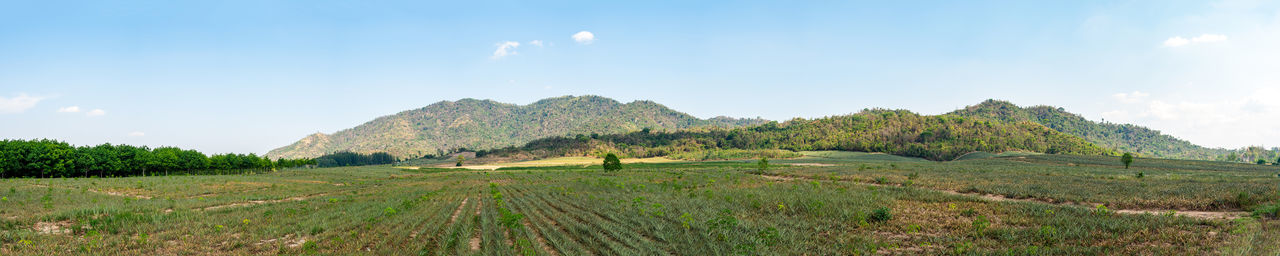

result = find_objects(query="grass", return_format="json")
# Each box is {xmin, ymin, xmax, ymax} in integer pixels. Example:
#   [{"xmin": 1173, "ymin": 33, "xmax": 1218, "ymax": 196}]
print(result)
[{"xmin": 0, "ymin": 153, "xmax": 1276, "ymax": 255}]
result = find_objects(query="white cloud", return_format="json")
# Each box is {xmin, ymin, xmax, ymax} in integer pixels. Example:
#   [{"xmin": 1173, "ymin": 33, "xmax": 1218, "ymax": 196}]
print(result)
[
  {"xmin": 1191, "ymin": 34, "xmax": 1228, "ymax": 43},
  {"xmin": 57, "ymin": 106, "xmax": 81, "ymax": 113},
  {"xmin": 0, "ymin": 93, "xmax": 44, "ymax": 114},
  {"xmin": 1111, "ymin": 91, "xmax": 1150, "ymax": 103},
  {"xmin": 1163, "ymin": 36, "xmax": 1190, "ymax": 47},
  {"xmin": 491, "ymin": 41, "xmax": 520, "ymax": 59},
  {"xmin": 127, "ymin": 131, "xmax": 145, "ymax": 137},
  {"xmin": 86, "ymin": 109, "xmax": 106, "ymax": 117},
  {"xmin": 1100, "ymin": 110, "xmax": 1130, "ymax": 122},
  {"xmin": 572, "ymin": 31, "xmax": 595, "ymax": 44},
  {"xmin": 1163, "ymin": 34, "xmax": 1227, "ymax": 47},
  {"xmin": 529, "ymin": 40, "xmax": 543, "ymax": 47}
]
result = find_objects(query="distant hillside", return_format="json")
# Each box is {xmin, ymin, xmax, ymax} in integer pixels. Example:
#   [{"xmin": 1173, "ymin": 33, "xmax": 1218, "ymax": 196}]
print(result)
[
  {"xmin": 267, "ymin": 95, "xmax": 767, "ymax": 159},
  {"xmin": 948, "ymin": 100, "xmax": 1228, "ymax": 160},
  {"xmin": 480, "ymin": 109, "xmax": 1115, "ymax": 161}
]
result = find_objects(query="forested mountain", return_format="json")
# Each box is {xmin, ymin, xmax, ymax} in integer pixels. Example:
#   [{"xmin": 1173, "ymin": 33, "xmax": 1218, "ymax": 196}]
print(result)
[
  {"xmin": 480, "ymin": 109, "xmax": 1114, "ymax": 161},
  {"xmin": 267, "ymin": 95, "xmax": 767, "ymax": 159},
  {"xmin": 947, "ymin": 100, "xmax": 1229, "ymax": 160}
]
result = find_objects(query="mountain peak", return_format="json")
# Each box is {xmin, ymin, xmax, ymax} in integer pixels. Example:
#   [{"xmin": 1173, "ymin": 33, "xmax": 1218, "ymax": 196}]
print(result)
[{"xmin": 266, "ymin": 96, "xmax": 766, "ymax": 159}]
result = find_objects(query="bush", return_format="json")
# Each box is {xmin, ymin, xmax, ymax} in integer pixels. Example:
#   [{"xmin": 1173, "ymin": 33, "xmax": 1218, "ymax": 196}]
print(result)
[
  {"xmin": 869, "ymin": 207, "xmax": 892, "ymax": 223},
  {"xmin": 1253, "ymin": 203, "xmax": 1279, "ymax": 219},
  {"xmin": 602, "ymin": 153, "xmax": 622, "ymax": 171}
]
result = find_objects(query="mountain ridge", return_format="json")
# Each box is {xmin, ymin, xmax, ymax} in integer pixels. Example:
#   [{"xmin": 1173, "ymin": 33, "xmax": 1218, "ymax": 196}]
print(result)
[
  {"xmin": 266, "ymin": 95, "xmax": 767, "ymax": 159},
  {"xmin": 947, "ymin": 99, "xmax": 1229, "ymax": 160}
]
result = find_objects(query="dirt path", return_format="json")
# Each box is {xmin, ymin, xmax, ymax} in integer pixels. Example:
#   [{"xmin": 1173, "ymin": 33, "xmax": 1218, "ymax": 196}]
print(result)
[
  {"xmin": 30, "ymin": 184, "xmax": 153, "ymax": 199},
  {"xmin": 197, "ymin": 193, "xmax": 329, "ymax": 211},
  {"xmin": 758, "ymin": 174, "xmax": 1249, "ymax": 220}
]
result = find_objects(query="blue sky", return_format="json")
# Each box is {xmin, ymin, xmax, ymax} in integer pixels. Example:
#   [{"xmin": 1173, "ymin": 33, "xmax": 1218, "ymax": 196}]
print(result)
[{"xmin": 2, "ymin": 0, "xmax": 1279, "ymax": 154}]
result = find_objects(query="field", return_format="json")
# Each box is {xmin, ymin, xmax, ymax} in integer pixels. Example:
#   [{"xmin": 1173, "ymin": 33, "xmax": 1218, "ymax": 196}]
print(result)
[{"xmin": 1, "ymin": 154, "xmax": 1278, "ymax": 255}]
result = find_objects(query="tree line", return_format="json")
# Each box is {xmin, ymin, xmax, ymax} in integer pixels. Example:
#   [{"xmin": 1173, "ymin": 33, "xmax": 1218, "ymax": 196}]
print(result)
[
  {"xmin": 0, "ymin": 139, "xmax": 314, "ymax": 178},
  {"xmin": 313, "ymin": 151, "xmax": 397, "ymax": 167},
  {"xmin": 478, "ymin": 109, "xmax": 1115, "ymax": 161}
]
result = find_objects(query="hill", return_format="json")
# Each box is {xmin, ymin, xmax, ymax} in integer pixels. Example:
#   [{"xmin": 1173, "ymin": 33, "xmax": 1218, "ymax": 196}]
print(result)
[
  {"xmin": 266, "ymin": 95, "xmax": 766, "ymax": 159},
  {"xmin": 948, "ymin": 100, "xmax": 1229, "ymax": 160},
  {"xmin": 479, "ymin": 108, "xmax": 1115, "ymax": 161}
]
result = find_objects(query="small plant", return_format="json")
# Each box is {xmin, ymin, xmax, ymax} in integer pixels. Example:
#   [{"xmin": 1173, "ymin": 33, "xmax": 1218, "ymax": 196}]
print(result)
[
  {"xmin": 971, "ymin": 215, "xmax": 990, "ymax": 236},
  {"xmin": 907, "ymin": 172, "xmax": 919, "ymax": 180},
  {"xmin": 1121, "ymin": 153, "xmax": 1133, "ymax": 169},
  {"xmin": 960, "ymin": 208, "xmax": 977, "ymax": 217},
  {"xmin": 1235, "ymin": 192, "xmax": 1256, "ymax": 208},
  {"xmin": 1094, "ymin": 204, "xmax": 1112, "ymax": 215},
  {"xmin": 680, "ymin": 213, "xmax": 694, "ymax": 229},
  {"xmin": 869, "ymin": 207, "xmax": 892, "ymax": 223},
  {"xmin": 757, "ymin": 227, "xmax": 780, "ymax": 246},
  {"xmin": 1253, "ymin": 203, "xmax": 1279, "ymax": 219},
  {"xmin": 756, "ymin": 157, "xmax": 769, "ymax": 173},
  {"xmin": 383, "ymin": 207, "xmax": 397, "ymax": 216},
  {"xmin": 1136, "ymin": 172, "xmax": 1144, "ymax": 178}
]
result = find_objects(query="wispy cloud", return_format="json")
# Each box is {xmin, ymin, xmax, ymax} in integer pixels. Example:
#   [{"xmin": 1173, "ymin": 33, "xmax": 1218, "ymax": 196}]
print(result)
[
  {"xmin": 0, "ymin": 93, "xmax": 44, "ymax": 114},
  {"xmin": 572, "ymin": 31, "xmax": 595, "ymax": 44},
  {"xmin": 491, "ymin": 41, "xmax": 521, "ymax": 59},
  {"xmin": 1111, "ymin": 91, "xmax": 1150, "ymax": 104},
  {"xmin": 529, "ymin": 40, "xmax": 543, "ymax": 47},
  {"xmin": 86, "ymin": 109, "xmax": 106, "ymax": 117},
  {"xmin": 57, "ymin": 106, "xmax": 81, "ymax": 113},
  {"xmin": 127, "ymin": 131, "xmax": 145, "ymax": 137},
  {"xmin": 1163, "ymin": 34, "xmax": 1228, "ymax": 47}
]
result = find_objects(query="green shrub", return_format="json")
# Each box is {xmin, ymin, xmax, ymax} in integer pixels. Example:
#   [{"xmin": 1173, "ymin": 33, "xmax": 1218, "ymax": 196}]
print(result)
[
  {"xmin": 869, "ymin": 207, "xmax": 892, "ymax": 223},
  {"xmin": 1254, "ymin": 203, "xmax": 1279, "ymax": 219},
  {"xmin": 602, "ymin": 153, "xmax": 622, "ymax": 171}
]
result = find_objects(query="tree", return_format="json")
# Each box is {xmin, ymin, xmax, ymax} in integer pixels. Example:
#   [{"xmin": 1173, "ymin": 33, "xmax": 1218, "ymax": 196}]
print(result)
[
  {"xmin": 756, "ymin": 157, "xmax": 769, "ymax": 173},
  {"xmin": 602, "ymin": 153, "xmax": 622, "ymax": 171},
  {"xmin": 1258, "ymin": 159, "xmax": 1268, "ymax": 165},
  {"xmin": 1121, "ymin": 153, "xmax": 1133, "ymax": 169},
  {"xmin": 456, "ymin": 155, "xmax": 465, "ymax": 167}
]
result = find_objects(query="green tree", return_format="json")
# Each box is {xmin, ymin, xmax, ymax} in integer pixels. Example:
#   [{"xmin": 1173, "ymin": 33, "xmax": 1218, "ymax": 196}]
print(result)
[
  {"xmin": 1258, "ymin": 159, "xmax": 1268, "ymax": 165},
  {"xmin": 602, "ymin": 153, "xmax": 622, "ymax": 171},
  {"xmin": 456, "ymin": 155, "xmax": 465, "ymax": 167},
  {"xmin": 1121, "ymin": 153, "xmax": 1134, "ymax": 169},
  {"xmin": 756, "ymin": 157, "xmax": 769, "ymax": 173}
]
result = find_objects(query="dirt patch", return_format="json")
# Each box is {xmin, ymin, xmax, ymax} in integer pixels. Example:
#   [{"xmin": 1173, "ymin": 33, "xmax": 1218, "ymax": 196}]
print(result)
[
  {"xmin": 92, "ymin": 189, "xmax": 152, "ymax": 199},
  {"xmin": 33, "ymin": 221, "xmax": 74, "ymax": 235},
  {"xmin": 470, "ymin": 199, "xmax": 483, "ymax": 251},
  {"xmin": 523, "ymin": 218, "xmax": 558, "ymax": 256},
  {"xmin": 1115, "ymin": 209, "xmax": 1247, "ymax": 220},
  {"xmin": 449, "ymin": 198, "xmax": 470, "ymax": 224},
  {"xmin": 198, "ymin": 193, "xmax": 329, "ymax": 211},
  {"xmin": 256, "ymin": 234, "xmax": 308, "ymax": 248},
  {"xmin": 283, "ymin": 179, "xmax": 327, "ymax": 184}
]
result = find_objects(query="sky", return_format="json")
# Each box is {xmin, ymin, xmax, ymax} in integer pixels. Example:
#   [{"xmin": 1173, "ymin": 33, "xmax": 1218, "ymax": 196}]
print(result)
[{"xmin": 2, "ymin": 0, "xmax": 1279, "ymax": 154}]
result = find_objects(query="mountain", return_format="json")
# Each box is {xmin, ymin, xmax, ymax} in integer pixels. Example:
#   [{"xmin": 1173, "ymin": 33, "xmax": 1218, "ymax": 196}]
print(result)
[
  {"xmin": 266, "ymin": 95, "xmax": 767, "ymax": 159},
  {"xmin": 948, "ymin": 99, "xmax": 1228, "ymax": 160},
  {"xmin": 480, "ymin": 108, "xmax": 1115, "ymax": 161}
]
